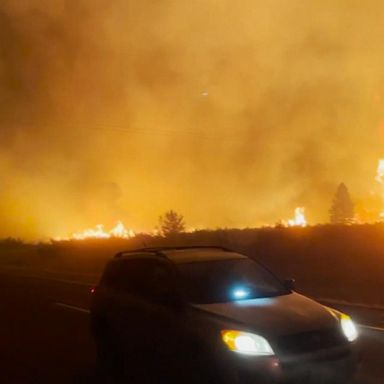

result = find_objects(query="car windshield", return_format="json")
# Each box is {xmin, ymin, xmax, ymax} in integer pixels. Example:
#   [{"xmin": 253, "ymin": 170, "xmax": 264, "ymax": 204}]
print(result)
[{"xmin": 177, "ymin": 258, "xmax": 289, "ymax": 304}]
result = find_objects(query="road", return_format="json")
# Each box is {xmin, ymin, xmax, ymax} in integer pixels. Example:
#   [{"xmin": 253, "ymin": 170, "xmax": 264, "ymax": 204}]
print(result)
[{"xmin": 0, "ymin": 271, "xmax": 383, "ymax": 383}]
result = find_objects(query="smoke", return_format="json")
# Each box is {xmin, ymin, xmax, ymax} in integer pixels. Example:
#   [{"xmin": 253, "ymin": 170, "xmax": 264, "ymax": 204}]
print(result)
[{"xmin": 0, "ymin": 0, "xmax": 383, "ymax": 238}]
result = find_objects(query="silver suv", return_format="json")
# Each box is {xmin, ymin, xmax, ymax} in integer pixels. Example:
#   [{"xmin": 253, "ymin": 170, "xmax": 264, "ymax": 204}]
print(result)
[{"xmin": 90, "ymin": 246, "xmax": 359, "ymax": 383}]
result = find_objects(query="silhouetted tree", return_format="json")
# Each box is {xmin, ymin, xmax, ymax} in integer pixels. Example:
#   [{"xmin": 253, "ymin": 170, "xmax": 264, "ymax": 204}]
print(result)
[
  {"xmin": 159, "ymin": 210, "xmax": 185, "ymax": 236},
  {"xmin": 329, "ymin": 183, "xmax": 355, "ymax": 224}
]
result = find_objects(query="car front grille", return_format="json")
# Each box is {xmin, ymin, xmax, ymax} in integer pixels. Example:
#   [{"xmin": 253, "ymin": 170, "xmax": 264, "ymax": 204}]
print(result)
[{"xmin": 274, "ymin": 327, "xmax": 348, "ymax": 356}]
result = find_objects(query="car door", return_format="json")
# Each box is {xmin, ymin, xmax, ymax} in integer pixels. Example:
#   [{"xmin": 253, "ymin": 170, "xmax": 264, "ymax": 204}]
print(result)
[{"xmin": 106, "ymin": 257, "xmax": 187, "ymax": 375}]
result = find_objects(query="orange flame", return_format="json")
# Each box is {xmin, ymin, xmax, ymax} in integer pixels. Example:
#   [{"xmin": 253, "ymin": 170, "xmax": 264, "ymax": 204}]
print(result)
[
  {"xmin": 56, "ymin": 221, "xmax": 135, "ymax": 241},
  {"xmin": 287, "ymin": 207, "xmax": 307, "ymax": 227},
  {"xmin": 376, "ymin": 159, "xmax": 384, "ymax": 184},
  {"xmin": 375, "ymin": 159, "xmax": 384, "ymax": 220}
]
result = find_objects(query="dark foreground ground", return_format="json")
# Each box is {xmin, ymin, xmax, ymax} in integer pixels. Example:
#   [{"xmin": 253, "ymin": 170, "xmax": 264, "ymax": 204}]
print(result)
[{"xmin": 0, "ymin": 270, "xmax": 383, "ymax": 384}]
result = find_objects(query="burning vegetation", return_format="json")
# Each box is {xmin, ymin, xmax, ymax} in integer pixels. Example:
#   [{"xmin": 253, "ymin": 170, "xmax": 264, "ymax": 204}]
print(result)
[
  {"xmin": 287, "ymin": 207, "xmax": 307, "ymax": 227},
  {"xmin": 55, "ymin": 221, "xmax": 135, "ymax": 241}
]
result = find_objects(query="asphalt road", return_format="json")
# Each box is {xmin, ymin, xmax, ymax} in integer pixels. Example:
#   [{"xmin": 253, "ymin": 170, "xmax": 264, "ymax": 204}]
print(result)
[{"xmin": 0, "ymin": 272, "xmax": 383, "ymax": 384}]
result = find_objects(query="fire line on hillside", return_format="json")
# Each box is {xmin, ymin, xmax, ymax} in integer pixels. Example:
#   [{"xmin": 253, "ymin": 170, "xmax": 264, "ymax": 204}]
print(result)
[{"xmin": 55, "ymin": 221, "xmax": 135, "ymax": 241}]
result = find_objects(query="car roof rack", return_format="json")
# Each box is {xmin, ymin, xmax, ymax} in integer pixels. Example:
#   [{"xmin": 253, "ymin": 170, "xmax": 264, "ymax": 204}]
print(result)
[{"xmin": 114, "ymin": 245, "xmax": 232, "ymax": 258}]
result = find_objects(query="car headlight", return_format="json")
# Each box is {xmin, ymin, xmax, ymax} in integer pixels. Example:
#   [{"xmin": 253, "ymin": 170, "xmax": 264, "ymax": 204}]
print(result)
[
  {"xmin": 340, "ymin": 313, "xmax": 358, "ymax": 342},
  {"xmin": 221, "ymin": 330, "xmax": 274, "ymax": 356}
]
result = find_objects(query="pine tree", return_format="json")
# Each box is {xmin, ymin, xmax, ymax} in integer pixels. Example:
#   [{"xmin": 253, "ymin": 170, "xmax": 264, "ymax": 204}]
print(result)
[
  {"xmin": 159, "ymin": 210, "xmax": 185, "ymax": 236},
  {"xmin": 329, "ymin": 183, "xmax": 355, "ymax": 224}
]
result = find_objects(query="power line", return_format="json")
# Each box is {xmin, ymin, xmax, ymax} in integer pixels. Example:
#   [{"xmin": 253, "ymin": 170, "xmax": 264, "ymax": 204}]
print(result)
[{"xmin": 1, "ymin": 119, "xmax": 245, "ymax": 142}]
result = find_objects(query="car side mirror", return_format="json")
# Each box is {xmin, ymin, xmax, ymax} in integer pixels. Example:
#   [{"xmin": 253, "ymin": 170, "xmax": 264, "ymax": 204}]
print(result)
[{"xmin": 284, "ymin": 278, "xmax": 296, "ymax": 291}]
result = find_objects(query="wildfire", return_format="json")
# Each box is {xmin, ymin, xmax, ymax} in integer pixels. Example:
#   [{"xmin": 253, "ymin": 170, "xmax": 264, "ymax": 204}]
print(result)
[
  {"xmin": 287, "ymin": 207, "xmax": 307, "ymax": 227},
  {"xmin": 56, "ymin": 221, "xmax": 135, "ymax": 241}
]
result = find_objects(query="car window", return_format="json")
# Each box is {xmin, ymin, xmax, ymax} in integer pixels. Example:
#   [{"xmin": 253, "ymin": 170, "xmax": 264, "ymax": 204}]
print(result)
[
  {"xmin": 101, "ymin": 260, "xmax": 122, "ymax": 287},
  {"xmin": 103, "ymin": 258, "xmax": 175, "ymax": 300}
]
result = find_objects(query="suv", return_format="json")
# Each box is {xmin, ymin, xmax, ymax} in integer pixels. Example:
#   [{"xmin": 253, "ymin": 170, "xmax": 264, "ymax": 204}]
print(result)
[{"xmin": 90, "ymin": 246, "xmax": 359, "ymax": 383}]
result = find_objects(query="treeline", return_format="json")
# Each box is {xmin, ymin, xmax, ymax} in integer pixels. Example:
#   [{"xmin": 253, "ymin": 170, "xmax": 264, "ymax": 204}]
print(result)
[{"xmin": 0, "ymin": 237, "xmax": 32, "ymax": 249}]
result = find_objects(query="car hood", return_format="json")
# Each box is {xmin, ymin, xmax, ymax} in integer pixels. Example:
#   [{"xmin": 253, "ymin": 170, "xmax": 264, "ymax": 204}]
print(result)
[{"xmin": 193, "ymin": 292, "xmax": 337, "ymax": 337}]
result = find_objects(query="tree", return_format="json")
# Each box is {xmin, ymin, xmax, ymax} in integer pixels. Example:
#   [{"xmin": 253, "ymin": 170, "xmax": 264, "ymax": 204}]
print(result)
[
  {"xmin": 159, "ymin": 210, "xmax": 185, "ymax": 236},
  {"xmin": 329, "ymin": 183, "xmax": 355, "ymax": 224}
]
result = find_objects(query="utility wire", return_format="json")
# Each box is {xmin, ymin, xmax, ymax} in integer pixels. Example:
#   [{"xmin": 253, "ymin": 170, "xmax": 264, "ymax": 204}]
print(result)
[{"xmin": 1, "ymin": 119, "xmax": 247, "ymax": 142}]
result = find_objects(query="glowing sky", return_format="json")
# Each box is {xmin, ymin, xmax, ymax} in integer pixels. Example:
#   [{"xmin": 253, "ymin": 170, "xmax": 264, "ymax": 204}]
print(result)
[{"xmin": 1, "ymin": 0, "xmax": 384, "ymax": 238}]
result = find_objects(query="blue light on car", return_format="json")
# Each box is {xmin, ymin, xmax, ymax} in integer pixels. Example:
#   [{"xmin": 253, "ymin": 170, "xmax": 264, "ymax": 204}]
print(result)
[{"xmin": 232, "ymin": 287, "xmax": 250, "ymax": 300}]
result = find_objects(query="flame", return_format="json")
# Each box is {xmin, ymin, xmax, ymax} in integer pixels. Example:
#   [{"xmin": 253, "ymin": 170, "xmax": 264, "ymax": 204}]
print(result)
[
  {"xmin": 287, "ymin": 207, "xmax": 307, "ymax": 227},
  {"xmin": 56, "ymin": 221, "xmax": 135, "ymax": 241},
  {"xmin": 376, "ymin": 159, "xmax": 384, "ymax": 184},
  {"xmin": 73, "ymin": 224, "xmax": 110, "ymax": 240},
  {"xmin": 375, "ymin": 159, "xmax": 384, "ymax": 220},
  {"xmin": 109, "ymin": 221, "xmax": 135, "ymax": 238}
]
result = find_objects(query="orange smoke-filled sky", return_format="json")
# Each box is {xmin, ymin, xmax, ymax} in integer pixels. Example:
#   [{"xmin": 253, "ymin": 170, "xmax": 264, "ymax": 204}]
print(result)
[{"xmin": 0, "ymin": 0, "xmax": 384, "ymax": 239}]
